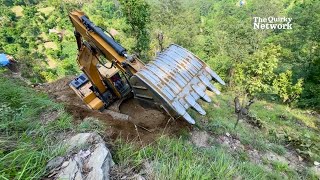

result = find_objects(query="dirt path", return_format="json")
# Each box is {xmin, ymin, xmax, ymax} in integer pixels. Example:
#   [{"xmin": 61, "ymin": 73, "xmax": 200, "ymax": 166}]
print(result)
[{"xmin": 39, "ymin": 76, "xmax": 190, "ymax": 145}]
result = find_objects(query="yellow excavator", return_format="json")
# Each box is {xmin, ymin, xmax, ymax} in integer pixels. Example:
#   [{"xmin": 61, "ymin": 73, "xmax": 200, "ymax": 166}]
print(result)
[{"xmin": 68, "ymin": 10, "xmax": 225, "ymax": 124}]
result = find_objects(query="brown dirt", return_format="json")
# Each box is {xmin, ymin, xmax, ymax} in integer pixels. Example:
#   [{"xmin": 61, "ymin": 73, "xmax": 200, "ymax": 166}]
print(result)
[
  {"xmin": 38, "ymin": 76, "xmax": 191, "ymax": 145},
  {"xmin": 190, "ymin": 131, "xmax": 211, "ymax": 148},
  {"xmin": 40, "ymin": 109, "xmax": 61, "ymax": 124}
]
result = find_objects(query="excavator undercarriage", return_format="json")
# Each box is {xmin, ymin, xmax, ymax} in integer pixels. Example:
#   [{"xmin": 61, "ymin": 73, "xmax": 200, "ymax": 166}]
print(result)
[{"xmin": 68, "ymin": 10, "xmax": 225, "ymax": 124}]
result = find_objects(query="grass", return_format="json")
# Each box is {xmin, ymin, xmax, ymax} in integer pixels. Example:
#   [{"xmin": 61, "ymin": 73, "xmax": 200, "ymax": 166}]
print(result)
[
  {"xmin": 0, "ymin": 73, "xmax": 319, "ymax": 179},
  {"xmin": 112, "ymin": 91, "xmax": 320, "ymax": 179},
  {"xmin": 0, "ymin": 75, "xmax": 102, "ymax": 179},
  {"xmin": 196, "ymin": 92, "xmax": 320, "ymax": 161},
  {"xmin": 0, "ymin": 76, "xmax": 69, "ymax": 179},
  {"xmin": 77, "ymin": 117, "xmax": 105, "ymax": 133},
  {"xmin": 113, "ymin": 136, "xmax": 275, "ymax": 180}
]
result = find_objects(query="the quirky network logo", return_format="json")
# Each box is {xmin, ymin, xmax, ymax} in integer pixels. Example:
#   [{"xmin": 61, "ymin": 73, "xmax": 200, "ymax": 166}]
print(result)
[{"xmin": 253, "ymin": 17, "xmax": 292, "ymax": 30}]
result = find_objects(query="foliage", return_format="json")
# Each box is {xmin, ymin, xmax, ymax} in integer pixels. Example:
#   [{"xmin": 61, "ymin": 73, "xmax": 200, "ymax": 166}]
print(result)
[
  {"xmin": 114, "ymin": 136, "xmax": 276, "ymax": 179},
  {"xmin": 0, "ymin": 76, "xmax": 104, "ymax": 179},
  {"xmin": 0, "ymin": 0, "xmax": 318, "ymax": 109},
  {"xmin": 0, "ymin": 77, "xmax": 66, "ymax": 179},
  {"xmin": 284, "ymin": 131, "xmax": 320, "ymax": 161},
  {"xmin": 273, "ymin": 70, "xmax": 303, "ymax": 104},
  {"xmin": 119, "ymin": 0, "xmax": 151, "ymax": 56},
  {"xmin": 235, "ymin": 44, "xmax": 280, "ymax": 95}
]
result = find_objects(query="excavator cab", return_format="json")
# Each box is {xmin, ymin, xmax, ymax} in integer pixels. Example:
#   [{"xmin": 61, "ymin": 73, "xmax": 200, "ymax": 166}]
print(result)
[
  {"xmin": 70, "ymin": 69, "xmax": 130, "ymax": 111},
  {"xmin": 69, "ymin": 42, "xmax": 131, "ymax": 110}
]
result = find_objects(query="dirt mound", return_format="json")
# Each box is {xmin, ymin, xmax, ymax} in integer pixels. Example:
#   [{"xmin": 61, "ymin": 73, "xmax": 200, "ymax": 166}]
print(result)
[
  {"xmin": 39, "ymin": 76, "xmax": 190, "ymax": 144},
  {"xmin": 120, "ymin": 98, "xmax": 166, "ymax": 129}
]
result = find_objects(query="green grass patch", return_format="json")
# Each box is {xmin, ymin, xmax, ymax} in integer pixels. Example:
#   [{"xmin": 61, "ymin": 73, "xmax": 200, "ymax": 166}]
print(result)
[
  {"xmin": 195, "ymin": 92, "xmax": 320, "ymax": 162},
  {"xmin": 113, "ymin": 136, "xmax": 287, "ymax": 180},
  {"xmin": 0, "ymin": 77, "xmax": 70, "ymax": 179},
  {"xmin": 0, "ymin": 76, "xmax": 102, "ymax": 179}
]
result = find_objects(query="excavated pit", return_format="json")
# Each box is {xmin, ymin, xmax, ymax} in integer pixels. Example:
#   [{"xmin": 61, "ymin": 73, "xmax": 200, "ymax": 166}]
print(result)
[{"xmin": 39, "ymin": 76, "xmax": 190, "ymax": 144}]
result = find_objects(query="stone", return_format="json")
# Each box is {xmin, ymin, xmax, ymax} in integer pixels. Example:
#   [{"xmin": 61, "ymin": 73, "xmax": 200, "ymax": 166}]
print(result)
[
  {"xmin": 46, "ymin": 156, "xmax": 65, "ymax": 171},
  {"xmin": 86, "ymin": 143, "xmax": 114, "ymax": 180},
  {"xmin": 59, "ymin": 156, "xmax": 83, "ymax": 180},
  {"xmin": 61, "ymin": 161, "xmax": 70, "ymax": 168},
  {"xmin": 45, "ymin": 133, "xmax": 114, "ymax": 180},
  {"xmin": 67, "ymin": 132, "xmax": 104, "ymax": 152},
  {"xmin": 264, "ymin": 152, "xmax": 289, "ymax": 165},
  {"xmin": 131, "ymin": 174, "xmax": 145, "ymax": 180}
]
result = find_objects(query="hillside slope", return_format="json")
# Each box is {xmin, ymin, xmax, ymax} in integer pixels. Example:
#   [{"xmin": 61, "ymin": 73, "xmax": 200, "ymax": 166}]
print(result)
[{"xmin": 1, "ymin": 74, "xmax": 319, "ymax": 179}]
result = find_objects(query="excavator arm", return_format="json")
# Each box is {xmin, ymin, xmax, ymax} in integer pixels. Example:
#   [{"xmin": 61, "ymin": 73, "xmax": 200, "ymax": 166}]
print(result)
[
  {"xmin": 68, "ymin": 10, "xmax": 225, "ymax": 124},
  {"xmin": 69, "ymin": 10, "xmax": 144, "ymax": 74}
]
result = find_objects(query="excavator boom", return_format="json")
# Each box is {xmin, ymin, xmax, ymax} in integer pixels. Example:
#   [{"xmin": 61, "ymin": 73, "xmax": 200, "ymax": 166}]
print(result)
[{"xmin": 68, "ymin": 10, "xmax": 225, "ymax": 124}]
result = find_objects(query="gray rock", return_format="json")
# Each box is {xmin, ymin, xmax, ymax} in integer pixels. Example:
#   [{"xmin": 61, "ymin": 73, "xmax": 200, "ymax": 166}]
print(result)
[
  {"xmin": 67, "ymin": 132, "xmax": 104, "ymax": 152},
  {"xmin": 46, "ymin": 133, "xmax": 113, "ymax": 180},
  {"xmin": 59, "ymin": 157, "xmax": 83, "ymax": 180},
  {"xmin": 86, "ymin": 143, "xmax": 114, "ymax": 180},
  {"xmin": 46, "ymin": 156, "xmax": 65, "ymax": 172},
  {"xmin": 264, "ymin": 152, "xmax": 289, "ymax": 165}
]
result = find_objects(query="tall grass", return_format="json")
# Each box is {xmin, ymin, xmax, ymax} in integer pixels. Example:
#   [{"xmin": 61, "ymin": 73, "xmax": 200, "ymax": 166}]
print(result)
[
  {"xmin": 113, "ymin": 136, "xmax": 277, "ymax": 179},
  {"xmin": 112, "ymin": 92, "xmax": 320, "ymax": 179},
  {"xmin": 0, "ymin": 77, "xmax": 70, "ymax": 179}
]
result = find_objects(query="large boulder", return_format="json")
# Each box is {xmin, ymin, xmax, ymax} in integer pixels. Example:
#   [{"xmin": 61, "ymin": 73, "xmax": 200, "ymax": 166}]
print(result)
[{"xmin": 46, "ymin": 133, "xmax": 114, "ymax": 180}]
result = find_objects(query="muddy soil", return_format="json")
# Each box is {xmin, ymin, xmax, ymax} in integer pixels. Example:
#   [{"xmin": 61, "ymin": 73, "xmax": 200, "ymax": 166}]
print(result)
[{"xmin": 39, "ymin": 76, "xmax": 190, "ymax": 145}]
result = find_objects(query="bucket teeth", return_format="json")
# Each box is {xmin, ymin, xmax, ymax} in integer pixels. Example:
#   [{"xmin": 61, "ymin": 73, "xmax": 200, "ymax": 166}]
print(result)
[
  {"xmin": 183, "ymin": 113, "xmax": 196, "ymax": 124},
  {"xmin": 135, "ymin": 44, "xmax": 224, "ymax": 124},
  {"xmin": 205, "ymin": 67, "xmax": 226, "ymax": 85},
  {"xmin": 185, "ymin": 94, "xmax": 206, "ymax": 115}
]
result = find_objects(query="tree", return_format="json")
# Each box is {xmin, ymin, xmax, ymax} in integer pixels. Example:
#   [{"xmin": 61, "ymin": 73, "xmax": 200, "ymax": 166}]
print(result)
[
  {"xmin": 234, "ymin": 44, "xmax": 281, "ymax": 96},
  {"xmin": 119, "ymin": 0, "xmax": 151, "ymax": 56},
  {"xmin": 273, "ymin": 70, "xmax": 303, "ymax": 104}
]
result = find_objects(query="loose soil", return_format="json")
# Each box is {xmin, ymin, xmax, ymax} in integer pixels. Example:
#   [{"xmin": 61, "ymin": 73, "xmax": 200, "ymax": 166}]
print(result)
[{"xmin": 39, "ymin": 76, "xmax": 191, "ymax": 145}]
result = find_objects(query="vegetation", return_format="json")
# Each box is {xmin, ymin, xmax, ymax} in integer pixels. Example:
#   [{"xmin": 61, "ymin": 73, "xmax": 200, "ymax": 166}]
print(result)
[
  {"xmin": 113, "ymin": 92, "xmax": 319, "ymax": 179},
  {"xmin": 0, "ymin": 74, "xmax": 104, "ymax": 179},
  {"xmin": 0, "ymin": 0, "xmax": 319, "ymax": 179},
  {"xmin": 0, "ymin": 76, "xmax": 67, "ymax": 179},
  {"xmin": 1, "ymin": 0, "xmax": 319, "ymax": 108}
]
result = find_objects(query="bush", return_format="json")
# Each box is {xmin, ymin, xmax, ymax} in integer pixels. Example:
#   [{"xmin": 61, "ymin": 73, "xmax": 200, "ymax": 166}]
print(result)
[{"xmin": 273, "ymin": 70, "xmax": 303, "ymax": 104}]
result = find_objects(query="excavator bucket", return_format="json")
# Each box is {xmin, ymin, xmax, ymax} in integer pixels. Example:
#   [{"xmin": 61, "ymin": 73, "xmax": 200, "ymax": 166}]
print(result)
[{"xmin": 130, "ymin": 44, "xmax": 225, "ymax": 124}]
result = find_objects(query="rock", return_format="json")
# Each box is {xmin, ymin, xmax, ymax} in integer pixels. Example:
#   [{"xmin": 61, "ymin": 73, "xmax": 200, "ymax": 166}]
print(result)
[
  {"xmin": 248, "ymin": 149, "xmax": 262, "ymax": 164},
  {"xmin": 79, "ymin": 149, "xmax": 91, "ymax": 159},
  {"xmin": 264, "ymin": 152, "xmax": 289, "ymax": 165},
  {"xmin": 45, "ymin": 133, "xmax": 114, "ymax": 180},
  {"xmin": 86, "ymin": 143, "xmax": 114, "ymax": 180},
  {"xmin": 67, "ymin": 132, "xmax": 104, "ymax": 152},
  {"xmin": 314, "ymin": 161, "xmax": 320, "ymax": 166},
  {"xmin": 61, "ymin": 161, "xmax": 70, "ymax": 168},
  {"xmin": 131, "ymin": 174, "xmax": 146, "ymax": 180},
  {"xmin": 59, "ymin": 156, "xmax": 83, "ymax": 180},
  {"xmin": 46, "ymin": 156, "xmax": 65, "ymax": 171}
]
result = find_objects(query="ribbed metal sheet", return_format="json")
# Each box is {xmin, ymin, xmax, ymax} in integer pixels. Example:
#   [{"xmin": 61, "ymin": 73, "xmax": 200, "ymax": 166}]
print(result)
[{"xmin": 135, "ymin": 44, "xmax": 225, "ymax": 124}]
